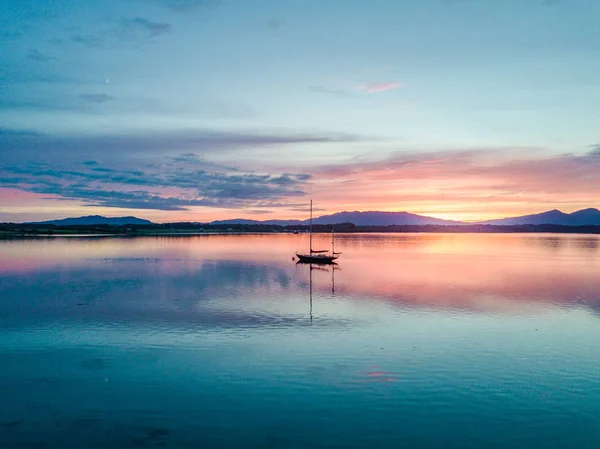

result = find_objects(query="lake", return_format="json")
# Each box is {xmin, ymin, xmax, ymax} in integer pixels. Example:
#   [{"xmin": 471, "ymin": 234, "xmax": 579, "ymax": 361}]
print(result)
[{"xmin": 1, "ymin": 233, "xmax": 600, "ymax": 448}]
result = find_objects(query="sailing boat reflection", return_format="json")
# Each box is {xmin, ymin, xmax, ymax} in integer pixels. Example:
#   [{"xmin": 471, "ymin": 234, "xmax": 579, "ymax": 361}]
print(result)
[{"xmin": 296, "ymin": 261, "xmax": 339, "ymax": 322}]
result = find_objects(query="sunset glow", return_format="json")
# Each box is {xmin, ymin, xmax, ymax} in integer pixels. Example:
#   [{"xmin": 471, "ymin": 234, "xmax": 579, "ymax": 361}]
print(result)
[{"xmin": 1, "ymin": 0, "xmax": 599, "ymax": 223}]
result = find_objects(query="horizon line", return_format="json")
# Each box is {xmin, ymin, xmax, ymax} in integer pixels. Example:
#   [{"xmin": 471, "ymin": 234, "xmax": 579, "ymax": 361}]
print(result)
[{"xmin": 10, "ymin": 206, "xmax": 600, "ymax": 225}]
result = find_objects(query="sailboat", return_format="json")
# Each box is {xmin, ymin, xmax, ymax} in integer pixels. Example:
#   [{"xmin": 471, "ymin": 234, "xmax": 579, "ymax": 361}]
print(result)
[{"xmin": 295, "ymin": 200, "xmax": 341, "ymax": 264}]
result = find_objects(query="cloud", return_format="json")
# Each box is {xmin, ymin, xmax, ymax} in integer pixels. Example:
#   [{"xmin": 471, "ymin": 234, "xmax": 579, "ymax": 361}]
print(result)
[
  {"xmin": 170, "ymin": 153, "xmax": 238, "ymax": 171},
  {"xmin": 357, "ymin": 82, "xmax": 402, "ymax": 93},
  {"xmin": 307, "ymin": 146, "xmax": 600, "ymax": 215},
  {"xmin": 242, "ymin": 209, "xmax": 273, "ymax": 215},
  {"xmin": 0, "ymin": 161, "xmax": 311, "ymax": 211},
  {"xmin": 1, "ymin": 91, "xmax": 118, "ymax": 113},
  {"xmin": 0, "ymin": 128, "xmax": 364, "ymax": 166},
  {"xmin": 79, "ymin": 93, "xmax": 116, "ymax": 104},
  {"xmin": 288, "ymin": 206, "xmax": 326, "ymax": 212},
  {"xmin": 122, "ymin": 17, "xmax": 172, "ymax": 37},
  {"xmin": 57, "ymin": 16, "xmax": 172, "ymax": 50},
  {"xmin": 292, "ymin": 173, "xmax": 312, "ymax": 181},
  {"xmin": 77, "ymin": 191, "xmax": 211, "ymax": 211},
  {"xmin": 171, "ymin": 153, "xmax": 203, "ymax": 163},
  {"xmin": 69, "ymin": 33, "xmax": 106, "ymax": 48},
  {"xmin": 91, "ymin": 167, "xmax": 115, "ymax": 173},
  {"xmin": 152, "ymin": 0, "xmax": 220, "ymax": 13},
  {"xmin": 0, "ymin": 127, "xmax": 355, "ymax": 211},
  {"xmin": 26, "ymin": 49, "xmax": 56, "ymax": 62}
]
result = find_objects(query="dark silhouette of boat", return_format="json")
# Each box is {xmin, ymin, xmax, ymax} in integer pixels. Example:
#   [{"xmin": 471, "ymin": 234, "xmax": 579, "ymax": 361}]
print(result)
[{"xmin": 295, "ymin": 200, "xmax": 341, "ymax": 263}]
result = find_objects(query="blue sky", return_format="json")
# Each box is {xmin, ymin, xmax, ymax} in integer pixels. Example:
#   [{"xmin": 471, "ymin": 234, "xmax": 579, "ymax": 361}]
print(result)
[{"xmin": 1, "ymin": 0, "xmax": 599, "ymax": 222}]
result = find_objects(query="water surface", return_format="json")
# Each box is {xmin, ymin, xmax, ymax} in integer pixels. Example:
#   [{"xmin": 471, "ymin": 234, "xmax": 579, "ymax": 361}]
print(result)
[{"xmin": 2, "ymin": 233, "xmax": 600, "ymax": 448}]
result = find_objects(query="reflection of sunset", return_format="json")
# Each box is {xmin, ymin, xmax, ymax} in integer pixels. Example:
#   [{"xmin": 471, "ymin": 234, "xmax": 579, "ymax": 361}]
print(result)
[
  {"xmin": 2, "ymin": 234, "xmax": 599, "ymax": 315},
  {"xmin": 317, "ymin": 233, "xmax": 600, "ymax": 313}
]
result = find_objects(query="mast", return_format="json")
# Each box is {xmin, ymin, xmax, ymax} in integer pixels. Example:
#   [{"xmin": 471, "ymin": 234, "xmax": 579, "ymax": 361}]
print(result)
[
  {"xmin": 309, "ymin": 199, "xmax": 313, "ymax": 253},
  {"xmin": 332, "ymin": 225, "xmax": 335, "ymax": 255}
]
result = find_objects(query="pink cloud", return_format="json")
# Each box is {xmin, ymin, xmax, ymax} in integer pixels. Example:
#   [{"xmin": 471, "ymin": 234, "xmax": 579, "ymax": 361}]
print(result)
[
  {"xmin": 357, "ymin": 82, "xmax": 402, "ymax": 93},
  {"xmin": 301, "ymin": 146, "xmax": 600, "ymax": 221}
]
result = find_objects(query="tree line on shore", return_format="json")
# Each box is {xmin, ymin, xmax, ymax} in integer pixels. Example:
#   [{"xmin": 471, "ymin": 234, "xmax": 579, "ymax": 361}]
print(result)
[{"xmin": 2, "ymin": 222, "xmax": 600, "ymax": 235}]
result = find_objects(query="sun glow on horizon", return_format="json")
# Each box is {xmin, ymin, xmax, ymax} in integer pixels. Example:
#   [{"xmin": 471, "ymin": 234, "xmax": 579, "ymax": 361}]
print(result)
[{"xmin": 1, "ymin": 0, "xmax": 599, "ymax": 222}]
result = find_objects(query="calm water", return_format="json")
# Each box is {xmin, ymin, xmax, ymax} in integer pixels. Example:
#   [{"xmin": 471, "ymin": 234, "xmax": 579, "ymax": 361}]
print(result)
[{"xmin": 2, "ymin": 233, "xmax": 600, "ymax": 448}]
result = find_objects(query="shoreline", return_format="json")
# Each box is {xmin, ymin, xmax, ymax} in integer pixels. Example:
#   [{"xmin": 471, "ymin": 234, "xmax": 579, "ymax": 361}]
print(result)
[
  {"xmin": 3, "ymin": 222, "xmax": 600, "ymax": 238},
  {"xmin": 0, "ymin": 230, "xmax": 282, "ymax": 238},
  {"xmin": 2, "ymin": 229, "xmax": 600, "ymax": 238}
]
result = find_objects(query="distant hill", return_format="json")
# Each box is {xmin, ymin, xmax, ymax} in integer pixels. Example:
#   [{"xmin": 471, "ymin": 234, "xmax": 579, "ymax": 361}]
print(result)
[
  {"xmin": 28, "ymin": 215, "xmax": 153, "ymax": 226},
  {"xmin": 24, "ymin": 208, "xmax": 600, "ymax": 228},
  {"xmin": 569, "ymin": 208, "xmax": 600, "ymax": 225},
  {"xmin": 212, "ymin": 211, "xmax": 462, "ymax": 226},
  {"xmin": 481, "ymin": 208, "xmax": 600, "ymax": 226},
  {"xmin": 310, "ymin": 211, "xmax": 462, "ymax": 226}
]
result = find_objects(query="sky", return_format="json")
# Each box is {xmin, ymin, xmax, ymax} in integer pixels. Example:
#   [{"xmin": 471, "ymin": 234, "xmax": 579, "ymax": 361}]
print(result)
[{"xmin": 1, "ymin": 0, "xmax": 599, "ymax": 223}]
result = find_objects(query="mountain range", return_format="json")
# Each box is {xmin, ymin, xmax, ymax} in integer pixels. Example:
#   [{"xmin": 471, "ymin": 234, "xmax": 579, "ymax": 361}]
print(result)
[
  {"xmin": 20, "ymin": 208, "xmax": 600, "ymax": 227},
  {"xmin": 481, "ymin": 208, "xmax": 600, "ymax": 226},
  {"xmin": 214, "ymin": 208, "xmax": 600, "ymax": 226},
  {"xmin": 28, "ymin": 215, "xmax": 153, "ymax": 226},
  {"xmin": 212, "ymin": 211, "xmax": 461, "ymax": 226}
]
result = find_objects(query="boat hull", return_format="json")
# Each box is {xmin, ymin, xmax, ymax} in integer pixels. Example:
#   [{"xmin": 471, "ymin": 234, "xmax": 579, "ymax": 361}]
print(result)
[{"xmin": 295, "ymin": 253, "xmax": 339, "ymax": 264}]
